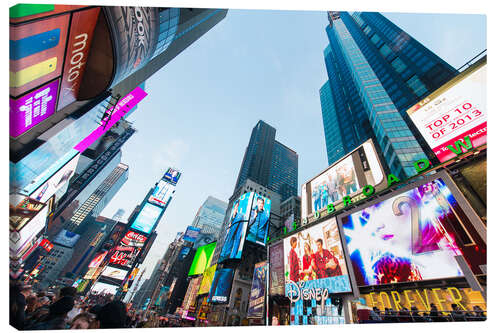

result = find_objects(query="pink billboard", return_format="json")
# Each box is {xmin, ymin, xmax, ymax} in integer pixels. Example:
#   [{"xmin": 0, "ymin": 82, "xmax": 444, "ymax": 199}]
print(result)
[
  {"xmin": 10, "ymin": 79, "xmax": 59, "ymax": 138},
  {"xmin": 74, "ymin": 86, "xmax": 147, "ymax": 152}
]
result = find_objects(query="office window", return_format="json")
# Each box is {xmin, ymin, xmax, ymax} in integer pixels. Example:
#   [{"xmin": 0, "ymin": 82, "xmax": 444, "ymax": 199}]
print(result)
[
  {"xmin": 391, "ymin": 57, "xmax": 407, "ymax": 74},
  {"xmin": 407, "ymin": 75, "xmax": 428, "ymax": 97},
  {"xmin": 380, "ymin": 44, "xmax": 392, "ymax": 58},
  {"xmin": 370, "ymin": 33, "xmax": 381, "ymax": 45}
]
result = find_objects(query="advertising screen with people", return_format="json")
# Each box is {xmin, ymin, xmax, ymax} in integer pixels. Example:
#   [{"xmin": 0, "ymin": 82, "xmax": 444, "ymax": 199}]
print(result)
[
  {"xmin": 246, "ymin": 193, "xmax": 271, "ymax": 245},
  {"xmin": 207, "ymin": 268, "xmax": 234, "ymax": 304},
  {"xmin": 341, "ymin": 178, "xmax": 467, "ymax": 286}
]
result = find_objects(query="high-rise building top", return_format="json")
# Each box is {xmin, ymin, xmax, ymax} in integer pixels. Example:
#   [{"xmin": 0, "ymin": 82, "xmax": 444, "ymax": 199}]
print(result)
[
  {"xmin": 320, "ymin": 12, "xmax": 458, "ymax": 177},
  {"xmin": 234, "ymin": 120, "xmax": 298, "ymax": 201},
  {"xmin": 191, "ymin": 196, "xmax": 227, "ymax": 236}
]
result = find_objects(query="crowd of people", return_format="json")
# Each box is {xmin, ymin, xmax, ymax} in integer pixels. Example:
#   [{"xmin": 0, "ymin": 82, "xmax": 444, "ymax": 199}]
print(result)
[
  {"xmin": 359, "ymin": 304, "xmax": 486, "ymax": 323},
  {"xmin": 9, "ymin": 280, "xmax": 175, "ymax": 330}
]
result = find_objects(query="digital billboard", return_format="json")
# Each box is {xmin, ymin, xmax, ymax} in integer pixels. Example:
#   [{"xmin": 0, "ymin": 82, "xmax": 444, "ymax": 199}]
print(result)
[
  {"xmin": 10, "ymin": 204, "xmax": 49, "ymax": 260},
  {"xmin": 130, "ymin": 202, "xmax": 163, "ymax": 234},
  {"xmin": 155, "ymin": 286, "xmax": 170, "ymax": 307},
  {"xmin": 341, "ymin": 177, "xmax": 474, "ymax": 286},
  {"xmin": 246, "ymin": 193, "xmax": 271, "ymax": 245},
  {"xmin": 183, "ymin": 226, "xmax": 201, "ymax": 243},
  {"xmin": 29, "ymin": 151, "xmax": 79, "ymax": 203},
  {"xmin": 208, "ymin": 268, "xmax": 234, "ymax": 304},
  {"xmin": 407, "ymin": 61, "xmax": 486, "ymax": 163},
  {"xmin": 178, "ymin": 246, "xmax": 191, "ymax": 261},
  {"xmin": 301, "ymin": 139, "xmax": 386, "ymax": 221},
  {"xmin": 52, "ymin": 229, "xmax": 80, "ymax": 248},
  {"xmin": 269, "ymin": 240, "xmax": 285, "ymax": 296},
  {"xmin": 283, "ymin": 217, "xmax": 351, "ymax": 298},
  {"xmin": 91, "ymin": 281, "xmax": 119, "ymax": 295},
  {"xmin": 181, "ymin": 276, "xmax": 203, "ymax": 316},
  {"xmin": 188, "ymin": 242, "xmax": 216, "ymax": 276},
  {"xmin": 9, "ymin": 14, "xmax": 69, "ymax": 97},
  {"xmin": 88, "ymin": 251, "xmax": 108, "ymax": 268},
  {"xmin": 101, "ymin": 266, "xmax": 129, "ymax": 281},
  {"xmin": 148, "ymin": 179, "xmax": 175, "ymax": 207},
  {"xmin": 10, "ymin": 79, "xmax": 60, "ymax": 138},
  {"xmin": 163, "ymin": 168, "xmax": 181, "ymax": 185},
  {"xmin": 120, "ymin": 230, "xmax": 147, "ymax": 248},
  {"xmin": 198, "ymin": 264, "xmax": 217, "ymax": 295},
  {"xmin": 247, "ymin": 262, "xmax": 267, "ymax": 318}
]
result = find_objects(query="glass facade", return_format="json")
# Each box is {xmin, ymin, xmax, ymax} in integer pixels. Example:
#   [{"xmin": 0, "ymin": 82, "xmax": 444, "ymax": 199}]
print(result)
[
  {"xmin": 191, "ymin": 196, "xmax": 228, "ymax": 236},
  {"xmin": 321, "ymin": 12, "xmax": 458, "ymax": 177}
]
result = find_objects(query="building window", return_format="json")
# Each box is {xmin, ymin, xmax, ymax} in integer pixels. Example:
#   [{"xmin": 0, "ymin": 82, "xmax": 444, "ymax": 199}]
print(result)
[
  {"xmin": 379, "ymin": 44, "xmax": 392, "ymax": 58},
  {"xmin": 370, "ymin": 33, "xmax": 381, "ymax": 45},
  {"xmin": 391, "ymin": 57, "xmax": 407, "ymax": 74},
  {"xmin": 407, "ymin": 75, "xmax": 428, "ymax": 97}
]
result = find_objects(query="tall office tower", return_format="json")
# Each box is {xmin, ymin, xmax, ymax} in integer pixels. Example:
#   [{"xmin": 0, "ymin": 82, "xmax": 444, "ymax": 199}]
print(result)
[
  {"xmin": 234, "ymin": 120, "xmax": 298, "ymax": 201},
  {"xmin": 10, "ymin": 6, "xmax": 228, "ymax": 168},
  {"xmin": 191, "ymin": 196, "xmax": 227, "ymax": 236},
  {"xmin": 112, "ymin": 208, "xmax": 126, "ymax": 222},
  {"xmin": 320, "ymin": 12, "xmax": 458, "ymax": 177}
]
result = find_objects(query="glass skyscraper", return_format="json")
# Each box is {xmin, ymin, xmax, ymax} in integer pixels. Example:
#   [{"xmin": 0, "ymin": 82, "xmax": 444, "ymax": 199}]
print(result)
[
  {"xmin": 191, "ymin": 196, "xmax": 228, "ymax": 236},
  {"xmin": 320, "ymin": 11, "xmax": 458, "ymax": 177},
  {"xmin": 235, "ymin": 120, "xmax": 298, "ymax": 201}
]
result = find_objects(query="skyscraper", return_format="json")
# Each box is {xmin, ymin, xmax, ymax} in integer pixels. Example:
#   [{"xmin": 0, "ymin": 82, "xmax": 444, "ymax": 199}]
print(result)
[
  {"xmin": 191, "ymin": 196, "xmax": 228, "ymax": 237},
  {"xmin": 234, "ymin": 120, "xmax": 298, "ymax": 201},
  {"xmin": 320, "ymin": 11, "xmax": 458, "ymax": 177}
]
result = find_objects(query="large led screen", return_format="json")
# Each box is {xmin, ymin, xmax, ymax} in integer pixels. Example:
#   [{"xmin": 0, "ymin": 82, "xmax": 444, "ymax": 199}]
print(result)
[
  {"xmin": 246, "ymin": 193, "xmax": 271, "ymax": 245},
  {"xmin": 88, "ymin": 251, "xmax": 108, "ymax": 268},
  {"xmin": 207, "ymin": 268, "xmax": 234, "ymax": 304},
  {"xmin": 148, "ymin": 179, "xmax": 174, "ymax": 207},
  {"xmin": 247, "ymin": 261, "xmax": 267, "ymax": 318},
  {"xmin": 188, "ymin": 242, "xmax": 216, "ymax": 276},
  {"xmin": 198, "ymin": 265, "xmax": 217, "ymax": 295},
  {"xmin": 101, "ymin": 266, "xmax": 129, "ymax": 281},
  {"xmin": 341, "ymin": 178, "xmax": 466, "ymax": 286},
  {"xmin": 91, "ymin": 281, "xmax": 119, "ymax": 295},
  {"xmin": 407, "ymin": 62, "xmax": 486, "ymax": 163},
  {"xmin": 163, "ymin": 168, "xmax": 181, "ymax": 185},
  {"xmin": 183, "ymin": 226, "xmax": 201, "ymax": 243},
  {"xmin": 52, "ymin": 229, "xmax": 80, "ymax": 248},
  {"xmin": 269, "ymin": 240, "xmax": 285, "ymax": 296},
  {"xmin": 130, "ymin": 202, "xmax": 163, "ymax": 234},
  {"xmin": 302, "ymin": 140, "xmax": 385, "ymax": 219},
  {"xmin": 283, "ymin": 217, "xmax": 351, "ymax": 295}
]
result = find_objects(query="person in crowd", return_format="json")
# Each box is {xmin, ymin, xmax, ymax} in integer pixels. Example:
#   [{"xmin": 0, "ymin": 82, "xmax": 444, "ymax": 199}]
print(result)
[
  {"xmin": 369, "ymin": 307, "xmax": 382, "ymax": 322},
  {"xmin": 26, "ymin": 295, "xmax": 39, "ymax": 316},
  {"xmin": 451, "ymin": 303, "xmax": 466, "ymax": 321},
  {"xmin": 95, "ymin": 301, "xmax": 127, "ymax": 328},
  {"xmin": 471, "ymin": 305, "xmax": 486, "ymax": 321},
  {"xmin": 70, "ymin": 312, "xmax": 96, "ymax": 329},
  {"xmin": 312, "ymin": 238, "xmax": 342, "ymax": 278},
  {"xmin": 288, "ymin": 237, "xmax": 300, "ymax": 282},
  {"xmin": 27, "ymin": 295, "xmax": 75, "ymax": 330},
  {"xmin": 410, "ymin": 306, "xmax": 424, "ymax": 322},
  {"xmin": 10, "ymin": 283, "xmax": 32, "ymax": 330}
]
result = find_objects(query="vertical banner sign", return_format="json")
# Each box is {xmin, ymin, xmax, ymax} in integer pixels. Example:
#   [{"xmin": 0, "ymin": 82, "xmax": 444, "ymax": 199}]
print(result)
[
  {"xmin": 58, "ymin": 7, "xmax": 101, "ymax": 110},
  {"xmin": 248, "ymin": 261, "xmax": 267, "ymax": 318},
  {"xmin": 407, "ymin": 62, "xmax": 486, "ymax": 162},
  {"xmin": 269, "ymin": 241, "xmax": 285, "ymax": 296},
  {"xmin": 10, "ymin": 79, "xmax": 59, "ymax": 138}
]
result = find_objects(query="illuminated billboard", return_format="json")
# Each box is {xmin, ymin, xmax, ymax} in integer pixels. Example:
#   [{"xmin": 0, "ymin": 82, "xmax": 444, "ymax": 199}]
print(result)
[
  {"xmin": 283, "ymin": 217, "xmax": 351, "ymax": 297},
  {"xmin": 301, "ymin": 139, "xmax": 386, "ymax": 221},
  {"xmin": 101, "ymin": 266, "xmax": 129, "ymax": 281},
  {"xmin": 246, "ymin": 193, "xmax": 271, "ymax": 245},
  {"xmin": 208, "ymin": 268, "xmax": 234, "ymax": 304},
  {"xmin": 198, "ymin": 265, "xmax": 217, "ymax": 295},
  {"xmin": 407, "ymin": 61, "xmax": 486, "ymax": 163},
  {"xmin": 148, "ymin": 179, "xmax": 175, "ymax": 207},
  {"xmin": 10, "ymin": 79, "xmax": 60, "ymax": 138},
  {"xmin": 29, "ymin": 152, "xmax": 79, "ymax": 203},
  {"xmin": 130, "ymin": 202, "xmax": 163, "ymax": 234},
  {"xmin": 188, "ymin": 242, "xmax": 216, "ymax": 276},
  {"xmin": 108, "ymin": 231, "xmax": 148, "ymax": 268},
  {"xmin": 91, "ymin": 281, "xmax": 119, "ymax": 295},
  {"xmin": 181, "ymin": 276, "xmax": 203, "ymax": 316},
  {"xmin": 341, "ymin": 177, "xmax": 474, "ymax": 286},
  {"xmin": 53, "ymin": 229, "xmax": 80, "ymax": 248},
  {"xmin": 163, "ymin": 167, "xmax": 181, "ymax": 185},
  {"xmin": 88, "ymin": 251, "xmax": 108, "ymax": 268},
  {"xmin": 10, "ymin": 203, "xmax": 48, "ymax": 260},
  {"xmin": 247, "ymin": 262, "xmax": 267, "ymax": 319},
  {"xmin": 183, "ymin": 226, "xmax": 201, "ymax": 243},
  {"xmin": 269, "ymin": 240, "xmax": 285, "ymax": 296}
]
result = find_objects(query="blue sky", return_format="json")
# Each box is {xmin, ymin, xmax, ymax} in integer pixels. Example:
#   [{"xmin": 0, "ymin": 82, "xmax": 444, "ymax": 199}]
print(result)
[{"xmin": 100, "ymin": 9, "xmax": 486, "ymax": 278}]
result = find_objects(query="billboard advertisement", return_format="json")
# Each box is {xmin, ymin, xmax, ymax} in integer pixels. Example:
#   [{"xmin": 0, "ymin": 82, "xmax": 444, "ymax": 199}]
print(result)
[
  {"xmin": 247, "ymin": 262, "xmax": 267, "ymax": 318},
  {"xmin": 188, "ymin": 242, "xmax": 216, "ymax": 276},
  {"xmin": 10, "ymin": 204, "xmax": 48, "ymax": 260},
  {"xmin": 130, "ymin": 202, "xmax": 163, "ymax": 235},
  {"xmin": 284, "ymin": 217, "xmax": 352, "ymax": 298},
  {"xmin": 101, "ymin": 266, "xmax": 129, "ymax": 281},
  {"xmin": 218, "ymin": 192, "xmax": 255, "ymax": 262},
  {"xmin": 88, "ymin": 251, "xmax": 108, "ymax": 269},
  {"xmin": 340, "ymin": 175, "xmax": 488, "ymax": 286},
  {"xmin": 91, "ymin": 281, "xmax": 119, "ymax": 295},
  {"xmin": 163, "ymin": 167, "xmax": 181, "ymax": 185},
  {"xmin": 10, "ymin": 4, "xmax": 87, "ymax": 23},
  {"xmin": 155, "ymin": 286, "xmax": 170, "ymax": 307},
  {"xmin": 246, "ymin": 193, "xmax": 271, "ymax": 245},
  {"xmin": 28, "ymin": 151, "xmax": 79, "ymax": 203},
  {"xmin": 269, "ymin": 240, "xmax": 285, "ymax": 296},
  {"xmin": 183, "ymin": 226, "xmax": 201, "ymax": 243},
  {"xmin": 10, "ymin": 79, "xmax": 59, "ymax": 138},
  {"xmin": 120, "ymin": 230, "xmax": 147, "ymax": 247},
  {"xmin": 301, "ymin": 139, "xmax": 386, "ymax": 220},
  {"xmin": 208, "ymin": 268, "xmax": 234, "ymax": 304},
  {"xmin": 407, "ymin": 61, "xmax": 486, "ymax": 163},
  {"xmin": 178, "ymin": 246, "xmax": 191, "ymax": 261},
  {"xmin": 52, "ymin": 229, "xmax": 81, "ymax": 248},
  {"xmin": 57, "ymin": 7, "xmax": 100, "ymax": 110},
  {"xmin": 198, "ymin": 264, "xmax": 217, "ymax": 295},
  {"xmin": 181, "ymin": 276, "xmax": 203, "ymax": 316},
  {"xmin": 108, "ymin": 231, "xmax": 147, "ymax": 268},
  {"xmin": 148, "ymin": 179, "xmax": 175, "ymax": 207},
  {"xmin": 74, "ymin": 86, "xmax": 147, "ymax": 153},
  {"xmin": 9, "ymin": 14, "xmax": 69, "ymax": 97}
]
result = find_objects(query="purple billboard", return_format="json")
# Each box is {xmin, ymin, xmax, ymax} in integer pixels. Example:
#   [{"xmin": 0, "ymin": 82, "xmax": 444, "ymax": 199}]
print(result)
[{"xmin": 10, "ymin": 79, "xmax": 59, "ymax": 138}]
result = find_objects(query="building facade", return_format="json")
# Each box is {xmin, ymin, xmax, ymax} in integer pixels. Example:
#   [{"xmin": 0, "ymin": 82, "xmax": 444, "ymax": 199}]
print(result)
[
  {"xmin": 191, "ymin": 196, "xmax": 228, "ymax": 237},
  {"xmin": 320, "ymin": 11, "xmax": 458, "ymax": 177}
]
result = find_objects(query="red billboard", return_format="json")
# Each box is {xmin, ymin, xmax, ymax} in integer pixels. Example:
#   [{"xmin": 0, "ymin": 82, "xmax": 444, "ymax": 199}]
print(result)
[{"xmin": 57, "ymin": 7, "xmax": 101, "ymax": 110}]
